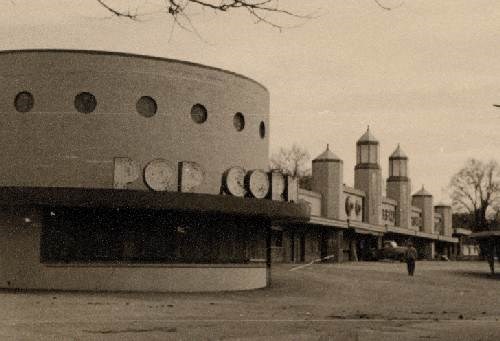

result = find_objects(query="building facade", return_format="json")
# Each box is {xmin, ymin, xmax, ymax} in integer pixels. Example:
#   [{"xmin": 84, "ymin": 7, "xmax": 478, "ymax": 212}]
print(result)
[
  {"xmin": 273, "ymin": 128, "xmax": 458, "ymax": 263},
  {"xmin": 0, "ymin": 49, "xmax": 309, "ymax": 292}
]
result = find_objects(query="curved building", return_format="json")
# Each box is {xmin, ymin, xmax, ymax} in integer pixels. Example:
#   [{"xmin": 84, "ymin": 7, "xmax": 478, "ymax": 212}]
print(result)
[{"xmin": 0, "ymin": 50, "xmax": 309, "ymax": 292}]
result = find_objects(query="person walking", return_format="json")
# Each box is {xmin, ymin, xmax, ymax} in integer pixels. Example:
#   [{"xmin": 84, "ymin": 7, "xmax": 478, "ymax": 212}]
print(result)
[{"xmin": 405, "ymin": 242, "xmax": 418, "ymax": 276}]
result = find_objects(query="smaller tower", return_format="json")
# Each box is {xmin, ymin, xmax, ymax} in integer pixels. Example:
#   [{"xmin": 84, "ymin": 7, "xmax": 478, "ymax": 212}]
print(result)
[
  {"xmin": 312, "ymin": 144, "xmax": 344, "ymax": 220},
  {"xmin": 435, "ymin": 204, "xmax": 452, "ymax": 236},
  {"xmin": 412, "ymin": 185, "xmax": 434, "ymax": 234},
  {"xmin": 386, "ymin": 144, "xmax": 411, "ymax": 229},
  {"xmin": 354, "ymin": 127, "xmax": 382, "ymax": 225}
]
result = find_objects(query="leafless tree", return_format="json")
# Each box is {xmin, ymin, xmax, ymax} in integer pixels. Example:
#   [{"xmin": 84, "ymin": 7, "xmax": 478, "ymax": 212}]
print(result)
[
  {"xmin": 96, "ymin": 0, "xmax": 313, "ymax": 32},
  {"xmin": 449, "ymin": 158, "xmax": 500, "ymax": 231},
  {"xmin": 270, "ymin": 144, "xmax": 310, "ymax": 178},
  {"xmin": 95, "ymin": 0, "xmax": 402, "ymax": 33}
]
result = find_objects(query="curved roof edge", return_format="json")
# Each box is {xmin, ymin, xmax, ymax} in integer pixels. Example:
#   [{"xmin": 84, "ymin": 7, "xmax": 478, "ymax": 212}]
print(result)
[{"xmin": 0, "ymin": 49, "xmax": 269, "ymax": 93}]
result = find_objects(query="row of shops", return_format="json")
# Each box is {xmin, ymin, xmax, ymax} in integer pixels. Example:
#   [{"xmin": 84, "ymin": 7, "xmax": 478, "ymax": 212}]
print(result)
[{"xmin": 272, "ymin": 128, "xmax": 465, "ymax": 265}]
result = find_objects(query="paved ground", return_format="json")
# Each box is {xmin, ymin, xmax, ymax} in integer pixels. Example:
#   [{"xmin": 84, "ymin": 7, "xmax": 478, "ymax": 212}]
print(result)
[{"xmin": 0, "ymin": 261, "xmax": 499, "ymax": 340}]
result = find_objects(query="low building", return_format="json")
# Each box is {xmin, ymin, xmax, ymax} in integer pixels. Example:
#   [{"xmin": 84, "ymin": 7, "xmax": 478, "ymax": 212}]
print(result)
[{"xmin": 273, "ymin": 128, "xmax": 458, "ymax": 263}]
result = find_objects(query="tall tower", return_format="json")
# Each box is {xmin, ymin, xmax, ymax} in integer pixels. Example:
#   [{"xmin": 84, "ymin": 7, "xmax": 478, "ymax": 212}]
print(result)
[
  {"xmin": 312, "ymin": 144, "xmax": 344, "ymax": 220},
  {"xmin": 412, "ymin": 186, "xmax": 434, "ymax": 234},
  {"xmin": 354, "ymin": 127, "xmax": 382, "ymax": 225},
  {"xmin": 386, "ymin": 144, "xmax": 411, "ymax": 229}
]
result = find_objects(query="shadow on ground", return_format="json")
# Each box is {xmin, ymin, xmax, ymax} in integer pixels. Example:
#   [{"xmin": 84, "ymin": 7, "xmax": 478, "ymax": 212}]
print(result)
[{"xmin": 454, "ymin": 271, "xmax": 500, "ymax": 280}]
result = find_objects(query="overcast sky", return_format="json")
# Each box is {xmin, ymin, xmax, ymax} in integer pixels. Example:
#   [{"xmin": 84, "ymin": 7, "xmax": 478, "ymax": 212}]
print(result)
[{"xmin": 2, "ymin": 0, "xmax": 499, "ymax": 203}]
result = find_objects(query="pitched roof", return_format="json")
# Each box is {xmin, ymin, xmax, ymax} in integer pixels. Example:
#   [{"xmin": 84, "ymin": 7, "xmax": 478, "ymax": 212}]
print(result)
[
  {"xmin": 389, "ymin": 144, "xmax": 408, "ymax": 159},
  {"xmin": 313, "ymin": 144, "xmax": 341, "ymax": 161},
  {"xmin": 357, "ymin": 126, "xmax": 379, "ymax": 144},
  {"xmin": 413, "ymin": 185, "xmax": 432, "ymax": 197}
]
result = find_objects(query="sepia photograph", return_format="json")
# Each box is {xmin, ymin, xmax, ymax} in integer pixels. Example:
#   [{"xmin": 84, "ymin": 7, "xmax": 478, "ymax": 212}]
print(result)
[{"xmin": 0, "ymin": 1, "xmax": 499, "ymax": 340}]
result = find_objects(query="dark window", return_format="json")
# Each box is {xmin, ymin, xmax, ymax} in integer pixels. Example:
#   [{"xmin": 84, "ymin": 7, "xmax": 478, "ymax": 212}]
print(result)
[
  {"xmin": 136, "ymin": 96, "xmax": 157, "ymax": 117},
  {"xmin": 259, "ymin": 121, "xmax": 266, "ymax": 139},
  {"xmin": 74, "ymin": 92, "xmax": 97, "ymax": 113},
  {"xmin": 273, "ymin": 230, "xmax": 283, "ymax": 247},
  {"xmin": 191, "ymin": 104, "xmax": 207, "ymax": 124},
  {"xmin": 233, "ymin": 112, "xmax": 245, "ymax": 131},
  {"xmin": 14, "ymin": 91, "xmax": 34, "ymax": 113},
  {"xmin": 40, "ymin": 208, "xmax": 253, "ymax": 264}
]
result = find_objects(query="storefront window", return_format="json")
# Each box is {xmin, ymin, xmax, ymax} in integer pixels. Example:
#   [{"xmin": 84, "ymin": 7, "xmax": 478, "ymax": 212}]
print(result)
[{"xmin": 40, "ymin": 208, "xmax": 253, "ymax": 264}]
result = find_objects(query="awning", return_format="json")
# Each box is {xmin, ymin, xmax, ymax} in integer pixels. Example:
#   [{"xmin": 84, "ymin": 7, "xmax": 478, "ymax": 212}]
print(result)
[
  {"xmin": 0, "ymin": 186, "xmax": 310, "ymax": 223},
  {"xmin": 354, "ymin": 228, "xmax": 383, "ymax": 236},
  {"xmin": 307, "ymin": 215, "xmax": 348, "ymax": 229},
  {"xmin": 415, "ymin": 231, "xmax": 439, "ymax": 240},
  {"xmin": 453, "ymin": 228, "xmax": 472, "ymax": 236},
  {"xmin": 349, "ymin": 221, "xmax": 385, "ymax": 236},
  {"xmin": 470, "ymin": 230, "xmax": 500, "ymax": 239},
  {"xmin": 437, "ymin": 235, "xmax": 458, "ymax": 243},
  {"xmin": 386, "ymin": 225, "xmax": 418, "ymax": 237}
]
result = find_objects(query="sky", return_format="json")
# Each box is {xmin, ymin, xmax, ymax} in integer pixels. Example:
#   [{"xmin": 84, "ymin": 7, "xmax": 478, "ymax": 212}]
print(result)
[{"xmin": 1, "ymin": 0, "xmax": 499, "ymax": 203}]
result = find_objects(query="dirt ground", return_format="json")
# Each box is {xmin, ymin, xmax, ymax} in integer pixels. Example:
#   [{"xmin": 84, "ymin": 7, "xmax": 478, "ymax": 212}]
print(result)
[{"xmin": 0, "ymin": 261, "xmax": 499, "ymax": 340}]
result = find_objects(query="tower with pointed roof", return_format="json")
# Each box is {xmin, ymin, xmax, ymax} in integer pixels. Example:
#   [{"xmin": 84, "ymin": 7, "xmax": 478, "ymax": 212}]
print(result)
[
  {"xmin": 312, "ymin": 144, "xmax": 345, "ymax": 220},
  {"xmin": 412, "ymin": 185, "xmax": 434, "ymax": 234},
  {"xmin": 354, "ymin": 127, "xmax": 382, "ymax": 225},
  {"xmin": 386, "ymin": 144, "xmax": 411, "ymax": 229}
]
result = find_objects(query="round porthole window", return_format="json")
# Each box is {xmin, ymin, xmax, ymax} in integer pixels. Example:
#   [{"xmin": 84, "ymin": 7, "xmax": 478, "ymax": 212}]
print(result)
[
  {"xmin": 136, "ymin": 96, "xmax": 157, "ymax": 117},
  {"xmin": 233, "ymin": 112, "xmax": 245, "ymax": 131},
  {"xmin": 259, "ymin": 121, "xmax": 266, "ymax": 139},
  {"xmin": 191, "ymin": 104, "xmax": 207, "ymax": 124},
  {"xmin": 14, "ymin": 91, "xmax": 34, "ymax": 113},
  {"xmin": 74, "ymin": 92, "xmax": 97, "ymax": 113}
]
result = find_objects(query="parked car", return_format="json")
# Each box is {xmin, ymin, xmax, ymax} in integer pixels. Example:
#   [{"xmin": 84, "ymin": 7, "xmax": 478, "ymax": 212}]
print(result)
[
  {"xmin": 436, "ymin": 254, "xmax": 449, "ymax": 261},
  {"xmin": 378, "ymin": 240, "xmax": 408, "ymax": 261}
]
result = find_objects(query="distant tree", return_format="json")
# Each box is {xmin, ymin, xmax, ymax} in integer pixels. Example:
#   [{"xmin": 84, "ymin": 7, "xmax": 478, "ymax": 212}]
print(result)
[
  {"xmin": 270, "ymin": 144, "xmax": 310, "ymax": 179},
  {"xmin": 449, "ymin": 159, "xmax": 500, "ymax": 232},
  {"xmin": 452, "ymin": 212, "xmax": 475, "ymax": 229}
]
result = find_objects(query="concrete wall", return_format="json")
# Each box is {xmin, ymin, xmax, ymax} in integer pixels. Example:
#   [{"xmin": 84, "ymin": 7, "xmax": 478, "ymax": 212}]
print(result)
[
  {"xmin": 386, "ymin": 179, "xmax": 411, "ymax": 229},
  {"xmin": 412, "ymin": 196, "xmax": 434, "ymax": 234},
  {"xmin": 411, "ymin": 207, "xmax": 422, "ymax": 231},
  {"xmin": 354, "ymin": 168, "xmax": 382, "ymax": 225},
  {"xmin": 312, "ymin": 160, "xmax": 344, "ymax": 220},
  {"xmin": 0, "ymin": 50, "xmax": 269, "ymax": 195},
  {"xmin": 434, "ymin": 212, "xmax": 444, "ymax": 235},
  {"xmin": 0, "ymin": 221, "xmax": 267, "ymax": 292},
  {"xmin": 435, "ymin": 206, "xmax": 452, "ymax": 237},
  {"xmin": 298, "ymin": 189, "xmax": 322, "ymax": 216}
]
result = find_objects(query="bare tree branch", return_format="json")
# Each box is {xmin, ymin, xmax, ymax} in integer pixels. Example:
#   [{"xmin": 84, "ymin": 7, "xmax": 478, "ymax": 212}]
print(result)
[
  {"xmin": 373, "ymin": 0, "xmax": 404, "ymax": 11},
  {"xmin": 97, "ymin": 0, "xmax": 138, "ymax": 20},
  {"xmin": 96, "ymin": 0, "xmax": 315, "ymax": 32}
]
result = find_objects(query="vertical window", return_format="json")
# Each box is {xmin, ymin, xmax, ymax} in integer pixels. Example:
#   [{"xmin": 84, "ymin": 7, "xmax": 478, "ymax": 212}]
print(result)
[
  {"xmin": 392, "ymin": 160, "xmax": 400, "ymax": 176},
  {"xmin": 259, "ymin": 121, "xmax": 266, "ymax": 139},
  {"xmin": 233, "ymin": 112, "xmax": 245, "ymax": 131},
  {"xmin": 14, "ymin": 91, "xmax": 34, "ymax": 113}
]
